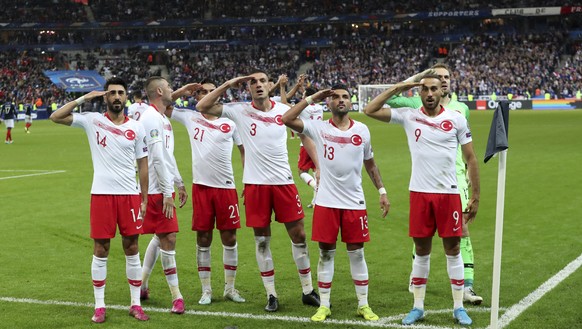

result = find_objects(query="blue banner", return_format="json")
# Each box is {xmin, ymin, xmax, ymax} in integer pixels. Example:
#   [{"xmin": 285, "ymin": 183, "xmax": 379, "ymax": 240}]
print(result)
[{"xmin": 43, "ymin": 70, "xmax": 106, "ymax": 92}]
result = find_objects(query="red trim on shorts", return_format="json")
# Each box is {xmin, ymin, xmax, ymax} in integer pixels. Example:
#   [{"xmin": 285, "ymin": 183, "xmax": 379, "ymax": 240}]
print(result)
[
  {"xmin": 224, "ymin": 265, "xmax": 237, "ymax": 271},
  {"xmin": 92, "ymin": 280, "xmax": 106, "ymax": 287},
  {"xmin": 128, "ymin": 279, "xmax": 142, "ymax": 287},
  {"xmin": 198, "ymin": 267, "xmax": 211, "ymax": 272},
  {"xmin": 353, "ymin": 279, "xmax": 369, "ymax": 286},
  {"xmin": 451, "ymin": 279, "xmax": 465, "ymax": 286},
  {"xmin": 261, "ymin": 270, "xmax": 275, "ymax": 277},
  {"xmin": 164, "ymin": 268, "xmax": 177, "ymax": 275},
  {"xmin": 298, "ymin": 268, "xmax": 311, "ymax": 275},
  {"xmin": 412, "ymin": 277, "xmax": 428, "ymax": 285},
  {"xmin": 318, "ymin": 281, "xmax": 332, "ymax": 289}
]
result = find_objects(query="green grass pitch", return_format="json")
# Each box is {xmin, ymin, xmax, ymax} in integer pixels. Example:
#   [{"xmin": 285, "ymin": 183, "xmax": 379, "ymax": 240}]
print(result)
[{"xmin": 0, "ymin": 110, "xmax": 581, "ymax": 328}]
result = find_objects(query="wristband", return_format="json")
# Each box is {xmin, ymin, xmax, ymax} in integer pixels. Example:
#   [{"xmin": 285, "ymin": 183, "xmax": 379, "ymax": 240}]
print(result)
[
  {"xmin": 378, "ymin": 187, "xmax": 387, "ymax": 195},
  {"xmin": 305, "ymin": 96, "xmax": 313, "ymax": 104},
  {"xmin": 75, "ymin": 96, "xmax": 86, "ymax": 106}
]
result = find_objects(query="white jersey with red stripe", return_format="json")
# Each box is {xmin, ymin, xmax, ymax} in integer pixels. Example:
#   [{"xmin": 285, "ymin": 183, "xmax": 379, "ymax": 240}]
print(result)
[
  {"xmin": 389, "ymin": 106, "xmax": 472, "ymax": 194},
  {"xmin": 298, "ymin": 102, "xmax": 324, "ymax": 146},
  {"xmin": 127, "ymin": 102, "xmax": 149, "ymax": 121},
  {"xmin": 302, "ymin": 118, "xmax": 373, "ymax": 210},
  {"xmin": 172, "ymin": 109, "xmax": 242, "ymax": 189},
  {"xmin": 221, "ymin": 100, "xmax": 293, "ymax": 185},
  {"xmin": 140, "ymin": 105, "xmax": 178, "ymax": 195},
  {"xmin": 71, "ymin": 112, "xmax": 148, "ymax": 195}
]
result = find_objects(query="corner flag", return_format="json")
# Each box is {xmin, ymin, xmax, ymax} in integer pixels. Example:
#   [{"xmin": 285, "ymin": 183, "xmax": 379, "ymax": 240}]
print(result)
[
  {"xmin": 486, "ymin": 101, "xmax": 510, "ymax": 329},
  {"xmin": 484, "ymin": 101, "xmax": 509, "ymax": 163}
]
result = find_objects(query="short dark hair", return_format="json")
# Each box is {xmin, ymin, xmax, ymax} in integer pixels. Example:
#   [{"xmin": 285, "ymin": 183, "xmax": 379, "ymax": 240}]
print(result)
[
  {"xmin": 104, "ymin": 77, "xmax": 127, "ymax": 91},
  {"xmin": 331, "ymin": 84, "xmax": 350, "ymax": 96},
  {"xmin": 420, "ymin": 74, "xmax": 442, "ymax": 81},
  {"xmin": 248, "ymin": 68, "xmax": 269, "ymax": 77},
  {"xmin": 199, "ymin": 78, "xmax": 215, "ymax": 86},
  {"xmin": 304, "ymin": 87, "xmax": 317, "ymax": 97},
  {"xmin": 132, "ymin": 90, "xmax": 142, "ymax": 99}
]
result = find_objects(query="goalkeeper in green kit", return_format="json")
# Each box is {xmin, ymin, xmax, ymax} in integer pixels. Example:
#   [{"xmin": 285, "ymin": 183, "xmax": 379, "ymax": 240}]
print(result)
[{"xmin": 388, "ymin": 64, "xmax": 483, "ymax": 305}]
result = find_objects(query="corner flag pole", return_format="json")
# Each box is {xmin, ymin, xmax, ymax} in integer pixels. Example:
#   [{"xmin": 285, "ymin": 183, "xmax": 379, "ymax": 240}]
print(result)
[
  {"xmin": 489, "ymin": 149, "xmax": 507, "ymax": 329},
  {"xmin": 483, "ymin": 101, "xmax": 510, "ymax": 329}
]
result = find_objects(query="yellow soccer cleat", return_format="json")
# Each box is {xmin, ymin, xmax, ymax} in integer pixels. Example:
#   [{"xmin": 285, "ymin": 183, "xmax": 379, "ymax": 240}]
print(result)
[
  {"xmin": 311, "ymin": 306, "xmax": 331, "ymax": 322},
  {"xmin": 357, "ymin": 305, "xmax": 379, "ymax": 321}
]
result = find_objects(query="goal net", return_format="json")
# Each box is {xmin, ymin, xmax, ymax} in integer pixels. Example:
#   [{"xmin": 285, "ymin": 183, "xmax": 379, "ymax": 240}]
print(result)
[{"xmin": 357, "ymin": 84, "xmax": 393, "ymax": 113}]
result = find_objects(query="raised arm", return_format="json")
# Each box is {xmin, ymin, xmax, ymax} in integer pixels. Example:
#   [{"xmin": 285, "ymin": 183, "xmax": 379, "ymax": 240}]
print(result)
[
  {"xmin": 364, "ymin": 82, "xmax": 420, "ymax": 123},
  {"xmin": 50, "ymin": 90, "xmax": 106, "ymax": 126},
  {"xmin": 172, "ymin": 83, "xmax": 202, "ymax": 102},
  {"xmin": 282, "ymin": 89, "xmax": 334, "ymax": 133},
  {"xmin": 286, "ymin": 74, "xmax": 306, "ymax": 100},
  {"xmin": 197, "ymin": 76, "xmax": 252, "ymax": 117},
  {"xmin": 364, "ymin": 157, "xmax": 390, "ymax": 218},
  {"xmin": 461, "ymin": 142, "xmax": 480, "ymax": 222}
]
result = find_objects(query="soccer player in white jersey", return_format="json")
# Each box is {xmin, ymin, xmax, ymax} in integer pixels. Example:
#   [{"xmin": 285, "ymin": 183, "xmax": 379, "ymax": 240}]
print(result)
[
  {"xmin": 364, "ymin": 75, "xmax": 480, "ymax": 326},
  {"xmin": 127, "ymin": 90, "xmax": 149, "ymax": 121},
  {"xmin": 138, "ymin": 76, "xmax": 188, "ymax": 314},
  {"xmin": 197, "ymin": 69, "xmax": 320, "ymax": 312},
  {"xmin": 282, "ymin": 85, "xmax": 390, "ymax": 322},
  {"xmin": 49, "ymin": 77, "xmax": 150, "ymax": 323},
  {"xmin": 169, "ymin": 79, "xmax": 246, "ymax": 305},
  {"xmin": 296, "ymin": 87, "xmax": 324, "ymax": 208}
]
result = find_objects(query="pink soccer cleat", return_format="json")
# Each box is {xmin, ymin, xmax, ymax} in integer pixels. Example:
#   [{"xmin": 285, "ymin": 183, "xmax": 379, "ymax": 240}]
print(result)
[
  {"xmin": 171, "ymin": 298, "xmax": 185, "ymax": 314},
  {"xmin": 129, "ymin": 305, "xmax": 149, "ymax": 321},
  {"xmin": 91, "ymin": 307, "xmax": 106, "ymax": 323}
]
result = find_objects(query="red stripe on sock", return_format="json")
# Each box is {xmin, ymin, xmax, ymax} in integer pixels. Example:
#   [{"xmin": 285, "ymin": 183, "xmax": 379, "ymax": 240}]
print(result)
[
  {"xmin": 198, "ymin": 267, "xmax": 211, "ymax": 272},
  {"xmin": 224, "ymin": 265, "xmax": 237, "ymax": 271},
  {"xmin": 128, "ymin": 279, "xmax": 142, "ymax": 287},
  {"xmin": 353, "ymin": 279, "xmax": 369, "ymax": 286},
  {"xmin": 92, "ymin": 280, "xmax": 106, "ymax": 287},
  {"xmin": 412, "ymin": 277, "xmax": 428, "ymax": 285},
  {"xmin": 260, "ymin": 270, "xmax": 275, "ymax": 277},
  {"xmin": 164, "ymin": 267, "xmax": 177, "ymax": 275},
  {"xmin": 298, "ymin": 268, "xmax": 311, "ymax": 275},
  {"xmin": 318, "ymin": 281, "xmax": 332, "ymax": 289},
  {"xmin": 451, "ymin": 279, "xmax": 464, "ymax": 286}
]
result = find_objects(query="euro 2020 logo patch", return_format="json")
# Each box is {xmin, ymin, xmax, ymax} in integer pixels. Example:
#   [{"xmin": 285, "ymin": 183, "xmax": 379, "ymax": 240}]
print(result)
[{"xmin": 150, "ymin": 129, "xmax": 159, "ymax": 138}]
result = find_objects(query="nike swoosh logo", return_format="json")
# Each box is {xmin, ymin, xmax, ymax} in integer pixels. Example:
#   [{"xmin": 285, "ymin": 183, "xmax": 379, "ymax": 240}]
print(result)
[
  {"xmin": 363, "ymin": 232, "xmax": 369, "ymax": 237},
  {"xmin": 453, "ymin": 227, "xmax": 460, "ymax": 232},
  {"xmin": 232, "ymin": 220, "xmax": 240, "ymax": 225},
  {"xmin": 136, "ymin": 225, "xmax": 143, "ymax": 230},
  {"xmin": 298, "ymin": 209, "xmax": 304, "ymax": 214}
]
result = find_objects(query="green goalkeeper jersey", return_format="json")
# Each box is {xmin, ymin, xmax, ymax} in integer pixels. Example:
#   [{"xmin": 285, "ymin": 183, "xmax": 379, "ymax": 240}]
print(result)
[{"xmin": 387, "ymin": 95, "xmax": 470, "ymax": 186}]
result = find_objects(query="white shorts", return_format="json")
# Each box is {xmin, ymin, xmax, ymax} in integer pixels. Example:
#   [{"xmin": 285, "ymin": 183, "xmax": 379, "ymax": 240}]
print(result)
[
  {"xmin": 4, "ymin": 119, "xmax": 14, "ymax": 128},
  {"xmin": 25, "ymin": 115, "xmax": 32, "ymax": 124}
]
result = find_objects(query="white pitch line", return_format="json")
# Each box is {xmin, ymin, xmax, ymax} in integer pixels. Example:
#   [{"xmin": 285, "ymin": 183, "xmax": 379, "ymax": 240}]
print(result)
[
  {"xmin": 491, "ymin": 252, "xmax": 582, "ymax": 329},
  {"xmin": 0, "ymin": 296, "xmax": 493, "ymax": 329},
  {"xmin": 0, "ymin": 170, "xmax": 66, "ymax": 180}
]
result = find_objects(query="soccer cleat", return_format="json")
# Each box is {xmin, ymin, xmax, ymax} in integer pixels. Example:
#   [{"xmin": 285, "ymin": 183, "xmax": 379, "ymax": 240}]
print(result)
[
  {"xmin": 140, "ymin": 288, "xmax": 149, "ymax": 300},
  {"xmin": 357, "ymin": 305, "xmax": 379, "ymax": 321},
  {"xmin": 199, "ymin": 290, "xmax": 212, "ymax": 305},
  {"xmin": 311, "ymin": 306, "xmax": 331, "ymax": 322},
  {"xmin": 264, "ymin": 294, "xmax": 279, "ymax": 312},
  {"xmin": 402, "ymin": 308, "xmax": 424, "ymax": 325},
  {"xmin": 306, "ymin": 203, "xmax": 314, "ymax": 208},
  {"xmin": 129, "ymin": 305, "xmax": 149, "ymax": 321},
  {"xmin": 302, "ymin": 290, "xmax": 320, "ymax": 307},
  {"xmin": 454, "ymin": 307, "xmax": 473, "ymax": 326},
  {"xmin": 91, "ymin": 307, "xmax": 106, "ymax": 323},
  {"xmin": 171, "ymin": 298, "xmax": 185, "ymax": 314},
  {"xmin": 463, "ymin": 287, "xmax": 483, "ymax": 305},
  {"xmin": 224, "ymin": 288, "xmax": 246, "ymax": 303}
]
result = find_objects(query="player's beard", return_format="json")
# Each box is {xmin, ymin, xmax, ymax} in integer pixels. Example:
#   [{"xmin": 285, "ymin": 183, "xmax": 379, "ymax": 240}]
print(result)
[
  {"xmin": 108, "ymin": 101, "xmax": 124, "ymax": 113},
  {"xmin": 422, "ymin": 96, "xmax": 440, "ymax": 112}
]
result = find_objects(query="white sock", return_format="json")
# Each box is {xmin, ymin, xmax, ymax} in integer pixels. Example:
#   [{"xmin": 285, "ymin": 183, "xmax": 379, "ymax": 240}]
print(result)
[
  {"xmin": 223, "ymin": 243, "xmax": 238, "ymax": 291},
  {"xmin": 126, "ymin": 253, "xmax": 142, "ymax": 306},
  {"xmin": 196, "ymin": 245, "xmax": 212, "ymax": 293},
  {"xmin": 255, "ymin": 236, "xmax": 276, "ymax": 297},
  {"xmin": 446, "ymin": 253, "xmax": 465, "ymax": 309},
  {"xmin": 161, "ymin": 249, "xmax": 182, "ymax": 301},
  {"xmin": 91, "ymin": 255, "xmax": 107, "ymax": 309},
  {"xmin": 317, "ymin": 249, "xmax": 335, "ymax": 308},
  {"xmin": 292, "ymin": 242, "xmax": 314, "ymax": 294},
  {"xmin": 141, "ymin": 235, "xmax": 160, "ymax": 290},
  {"xmin": 348, "ymin": 248, "xmax": 369, "ymax": 307},
  {"xmin": 300, "ymin": 172, "xmax": 317, "ymax": 189},
  {"xmin": 412, "ymin": 254, "xmax": 430, "ymax": 310}
]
